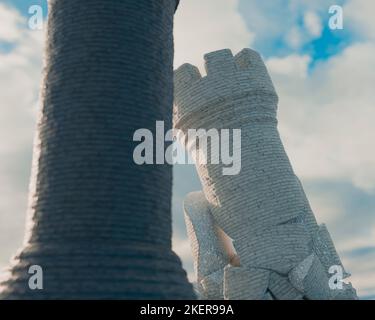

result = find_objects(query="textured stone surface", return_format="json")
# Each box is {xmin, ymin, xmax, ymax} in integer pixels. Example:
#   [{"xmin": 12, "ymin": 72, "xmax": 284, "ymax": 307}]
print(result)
[
  {"xmin": 312, "ymin": 224, "xmax": 350, "ymax": 278},
  {"xmin": 0, "ymin": 0, "xmax": 194, "ymax": 299},
  {"xmin": 224, "ymin": 266, "xmax": 269, "ymax": 300},
  {"xmin": 269, "ymin": 272, "xmax": 303, "ymax": 300},
  {"xmin": 233, "ymin": 224, "xmax": 310, "ymax": 274},
  {"xmin": 175, "ymin": 48, "xmax": 357, "ymax": 300},
  {"xmin": 184, "ymin": 191, "xmax": 230, "ymax": 299}
]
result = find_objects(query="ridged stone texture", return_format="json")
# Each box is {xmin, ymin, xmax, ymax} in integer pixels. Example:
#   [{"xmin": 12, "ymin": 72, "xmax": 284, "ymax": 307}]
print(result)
[
  {"xmin": 0, "ymin": 0, "xmax": 194, "ymax": 299},
  {"xmin": 175, "ymin": 48, "xmax": 357, "ymax": 300}
]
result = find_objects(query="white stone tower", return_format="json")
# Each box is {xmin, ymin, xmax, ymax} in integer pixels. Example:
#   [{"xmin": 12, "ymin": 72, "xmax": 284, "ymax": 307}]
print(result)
[{"xmin": 174, "ymin": 48, "xmax": 357, "ymax": 300}]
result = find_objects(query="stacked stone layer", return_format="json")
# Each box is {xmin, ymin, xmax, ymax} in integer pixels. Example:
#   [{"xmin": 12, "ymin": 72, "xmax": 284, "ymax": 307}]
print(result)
[
  {"xmin": 175, "ymin": 48, "xmax": 357, "ymax": 300},
  {"xmin": 0, "ymin": 0, "xmax": 194, "ymax": 299},
  {"xmin": 184, "ymin": 192, "xmax": 230, "ymax": 299}
]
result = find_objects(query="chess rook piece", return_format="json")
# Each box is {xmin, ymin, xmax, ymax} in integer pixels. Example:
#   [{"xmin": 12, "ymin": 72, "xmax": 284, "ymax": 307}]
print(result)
[{"xmin": 174, "ymin": 48, "xmax": 357, "ymax": 300}]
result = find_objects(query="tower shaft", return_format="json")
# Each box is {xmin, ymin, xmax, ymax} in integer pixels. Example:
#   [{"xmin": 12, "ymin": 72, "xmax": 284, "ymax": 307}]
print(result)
[{"xmin": 0, "ymin": 0, "xmax": 194, "ymax": 299}]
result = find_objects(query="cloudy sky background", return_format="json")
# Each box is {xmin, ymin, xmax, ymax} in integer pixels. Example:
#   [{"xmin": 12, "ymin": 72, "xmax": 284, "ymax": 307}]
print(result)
[{"xmin": 0, "ymin": 0, "xmax": 374, "ymax": 298}]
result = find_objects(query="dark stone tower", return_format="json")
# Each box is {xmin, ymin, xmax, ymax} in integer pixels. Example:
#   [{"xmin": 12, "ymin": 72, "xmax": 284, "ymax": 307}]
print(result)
[{"xmin": 0, "ymin": 0, "xmax": 194, "ymax": 299}]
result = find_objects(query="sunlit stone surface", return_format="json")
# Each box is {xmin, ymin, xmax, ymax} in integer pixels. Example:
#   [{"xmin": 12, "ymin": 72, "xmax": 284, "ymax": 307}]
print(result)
[{"xmin": 174, "ymin": 48, "xmax": 357, "ymax": 300}]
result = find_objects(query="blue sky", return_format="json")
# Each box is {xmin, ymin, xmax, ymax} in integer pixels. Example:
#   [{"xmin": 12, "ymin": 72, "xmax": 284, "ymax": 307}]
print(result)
[
  {"xmin": 0, "ymin": 0, "xmax": 374, "ymax": 299},
  {"xmin": 1, "ymin": 0, "xmax": 357, "ymax": 68},
  {"xmin": 3, "ymin": 0, "xmax": 47, "ymax": 15},
  {"xmin": 240, "ymin": 0, "xmax": 351, "ymax": 56}
]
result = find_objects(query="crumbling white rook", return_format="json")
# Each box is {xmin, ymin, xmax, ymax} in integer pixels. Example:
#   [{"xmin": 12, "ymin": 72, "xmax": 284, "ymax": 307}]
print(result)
[{"xmin": 174, "ymin": 48, "xmax": 357, "ymax": 300}]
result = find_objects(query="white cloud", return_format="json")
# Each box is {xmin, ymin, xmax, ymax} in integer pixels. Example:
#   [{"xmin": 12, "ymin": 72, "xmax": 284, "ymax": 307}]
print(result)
[
  {"xmin": 345, "ymin": 0, "xmax": 375, "ymax": 40},
  {"xmin": 285, "ymin": 11, "xmax": 323, "ymax": 49},
  {"xmin": 341, "ymin": 246, "xmax": 375, "ymax": 298},
  {"xmin": 0, "ymin": 4, "xmax": 44, "ymax": 269},
  {"xmin": 268, "ymin": 42, "xmax": 375, "ymax": 193},
  {"xmin": 267, "ymin": 54, "xmax": 311, "ymax": 78},
  {"xmin": 172, "ymin": 235, "xmax": 195, "ymax": 282},
  {"xmin": 308, "ymin": 191, "xmax": 344, "ymax": 225},
  {"xmin": 304, "ymin": 11, "xmax": 322, "ymax": 37},
  {"xmin": 238, "ymin": 0, "xmax": 330, "ymax": 52},
  {"xmin": 285, "ymin": 26, "xmax": 303, "ymax": 49},
  {"xmin": 174, "ymin": 0, "xmax": 254, "ymax": 71},
  {"xmin": 0, "ymin": 3, "xmax": 23, "ymax": 42}
]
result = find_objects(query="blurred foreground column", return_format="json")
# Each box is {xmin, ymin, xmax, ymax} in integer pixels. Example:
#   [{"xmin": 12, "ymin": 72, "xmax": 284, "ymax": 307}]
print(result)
[{"xmin": 0, "ymin": 0, "xmax": 194, "ymax": 299}]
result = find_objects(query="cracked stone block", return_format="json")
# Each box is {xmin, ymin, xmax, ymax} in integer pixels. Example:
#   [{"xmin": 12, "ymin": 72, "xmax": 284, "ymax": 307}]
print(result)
[
  {"xmin": 184, "ymin": 191, "xmax": 233, "ymax": 299},
  {"xmin": 313, "ymin": 224, "xmax": 350, "ymax": 278},
  {"xmin": 269, "ymin": 272, "xmax": 304, "ymax": 300},
  {"xmin": 224, "ymin": 265, "xmax": 269, "ymax": 300}
]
